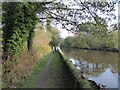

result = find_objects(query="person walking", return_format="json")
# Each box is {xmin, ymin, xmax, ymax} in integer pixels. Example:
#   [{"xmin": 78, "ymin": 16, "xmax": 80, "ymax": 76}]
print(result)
[
  {"xmin": 55, "ymin": 46, "xmax": 58, "ymax": 52},
  {"xmin": 52, "ymin": 46, "xmax": 55, "ymax": 54}
]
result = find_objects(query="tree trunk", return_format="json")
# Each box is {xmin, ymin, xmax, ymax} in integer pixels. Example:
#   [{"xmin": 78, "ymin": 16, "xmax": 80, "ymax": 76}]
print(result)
[{"xmin": 27, "ymin": 30, "xmax": 34, "ymax": 51}]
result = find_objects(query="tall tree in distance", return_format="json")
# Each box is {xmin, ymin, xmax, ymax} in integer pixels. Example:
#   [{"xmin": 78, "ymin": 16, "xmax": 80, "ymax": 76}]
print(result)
[{"xmin": 46, "ymin": 16, "xmax": 61, "ymax": 46}]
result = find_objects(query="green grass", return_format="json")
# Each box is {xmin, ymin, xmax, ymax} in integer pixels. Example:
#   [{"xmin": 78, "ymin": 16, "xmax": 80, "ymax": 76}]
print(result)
[
  {"xmin": 60, "ymin": 52, "xmax": 99, "ymax": 89},
  {"xmin": 18, "ymin": 52, "xmax": 52, "ymax": 88},
  {"xmin": 48, "ymin": 52, "xmax": 75, "ymax": 88},
  {"xmin": 18, "ymin": 51, "xmax": 99, "ymax": 89},
  {"xmin": 67, "ymin": 59, "xmax": 98, "ymax": 89},
  {"xmin": 50, "ymin": 53, "xmax": 64, "ymax": 74}
]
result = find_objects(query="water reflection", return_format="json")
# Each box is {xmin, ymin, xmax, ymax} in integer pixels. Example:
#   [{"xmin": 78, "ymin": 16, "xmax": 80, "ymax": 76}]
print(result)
[{"xmin": 61, "ymin": 48, "xmax": 119, "ymax": 88}]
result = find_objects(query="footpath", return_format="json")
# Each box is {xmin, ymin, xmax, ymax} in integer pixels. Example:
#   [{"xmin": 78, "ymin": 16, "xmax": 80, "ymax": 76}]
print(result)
[{"xmin": 35, "ymin": 52, "xmax": 78, "ymax": 88}]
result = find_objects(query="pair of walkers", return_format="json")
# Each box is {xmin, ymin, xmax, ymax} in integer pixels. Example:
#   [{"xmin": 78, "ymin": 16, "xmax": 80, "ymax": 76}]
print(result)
[{"xmin": 52, "ymin": 46, "xmax": 58, "ymax": 53}]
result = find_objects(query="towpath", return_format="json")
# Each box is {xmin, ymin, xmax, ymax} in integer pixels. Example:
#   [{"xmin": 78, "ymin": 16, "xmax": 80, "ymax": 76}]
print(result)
[{"xmin": 36, "ymin": 52, "xmax": 77, "ymax": 88}]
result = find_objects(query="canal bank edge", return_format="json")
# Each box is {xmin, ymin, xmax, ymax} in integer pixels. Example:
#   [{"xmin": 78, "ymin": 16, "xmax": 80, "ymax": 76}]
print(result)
[
  {"xmin": 61, "ymin": 46, "xmax": 119, "ymax": 53},
  {"xmin": 58, "ymin": 49, "xmax": 102, "ymax": 89}
]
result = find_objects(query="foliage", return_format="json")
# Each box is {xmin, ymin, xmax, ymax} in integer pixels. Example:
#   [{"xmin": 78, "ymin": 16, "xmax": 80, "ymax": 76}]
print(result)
[
  {"xmin": 39, "ymin": 1, "xmax": 117, "ymax": 33},
  {"xmin": 62, "ymin": 22, "xmax": 118, "ymax": 51},
  {"xmin": 1, "ymin": 1, "xmax": 118, "ymax": 88},
  {"xmin": 78, "ymin": 22, "xmax": 108, "ymax": 35},
  {"xmin": 109, "ymin": 30, "xmax": 118, "ymax": 50},
  {"xmin": 2, "ymin": 24, "xmax": 52, "ymax": 88},
  {"xmin": 2, "ymin": 2, "xmax": 38, "ymax": 59},
  {"xmin": 46, "ymin": 19, "xmax": 62, "ymax": 46},
  {"xmin": 33, "ymin": 24, "xmax": 52, "ymax": 58},
  {"xmin": 2, "ymin": 1, "xmax": 117, "ymax": 59}
]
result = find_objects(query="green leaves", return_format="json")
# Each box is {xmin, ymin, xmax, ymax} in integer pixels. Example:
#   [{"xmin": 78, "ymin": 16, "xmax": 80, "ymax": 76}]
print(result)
[
  {"xmin": 63, "ymin": 28, "xmax": 118, "ymax": 51},
  {"xmin": 2, "ymin": 2, "xmax": 38, "ymax": 59}
]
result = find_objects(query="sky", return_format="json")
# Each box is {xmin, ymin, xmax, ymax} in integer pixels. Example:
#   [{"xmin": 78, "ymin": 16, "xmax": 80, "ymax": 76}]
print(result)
[
  {"xmin": 58, "ymin": 1, "xmax": 119, "ymax": 39},
  {"xmin": 59, "ymin": 28, "xmax": 74, "ymax": 38}
]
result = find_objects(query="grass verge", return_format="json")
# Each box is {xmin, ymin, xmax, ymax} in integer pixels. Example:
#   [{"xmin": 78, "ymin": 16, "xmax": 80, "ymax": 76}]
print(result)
[
  {"xmin": 18, "ymin": 52, "xmax": 52, "ymax": 88},
  {"xmin": 59, "ymin": 49, "xmax": 99, "ymax": 89},
  {"xmin": 48, "ymin": 52, "xmax": 76, "ymax": 88}
]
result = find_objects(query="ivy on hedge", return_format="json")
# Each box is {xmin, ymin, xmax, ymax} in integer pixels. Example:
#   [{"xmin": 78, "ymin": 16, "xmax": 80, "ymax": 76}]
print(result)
[{"xmin": 2, "ymin": 2, "xmax": 38, "ymax": 59}]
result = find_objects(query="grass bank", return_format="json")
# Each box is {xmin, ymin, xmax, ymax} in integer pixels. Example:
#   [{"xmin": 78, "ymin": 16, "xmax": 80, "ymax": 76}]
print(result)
[
  {"xmin": 59, "ymin": 49, "xmax": 100, "ymax": 89},
  {"xmin": 19, "ymin": 52, "xmax": 52, "ymax": 88},
  {"xmin": 48, "ymin": 52, "xmax": 77, "ymax": 88}
]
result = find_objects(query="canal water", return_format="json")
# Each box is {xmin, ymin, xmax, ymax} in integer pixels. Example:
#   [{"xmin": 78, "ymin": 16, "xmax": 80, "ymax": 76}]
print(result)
[{"xmin": 61, "ymin": 48, "xmax": 119, "ymax": 88}]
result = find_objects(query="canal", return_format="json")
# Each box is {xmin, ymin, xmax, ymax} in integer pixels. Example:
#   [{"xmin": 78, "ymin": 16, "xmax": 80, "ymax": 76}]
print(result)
[{"xmin": 61, "ymin": 48, "xmax": 119, "ymax": 88}]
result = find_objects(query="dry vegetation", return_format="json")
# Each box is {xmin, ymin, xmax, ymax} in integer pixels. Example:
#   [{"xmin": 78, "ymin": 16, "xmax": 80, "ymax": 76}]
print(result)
[{"xmin": 2, "ymin": 25, "xmax": 52, "ymax": 88}]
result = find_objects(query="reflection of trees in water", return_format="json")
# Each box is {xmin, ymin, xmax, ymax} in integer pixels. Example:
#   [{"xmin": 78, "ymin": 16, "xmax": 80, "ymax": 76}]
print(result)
[
  {"xmin": 62, "ymin": 48, "xmax": 118, "ymax": 75},
  {"xmin": 79, "ymin": 61, "xmax": 111, "ymax": 77}
]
